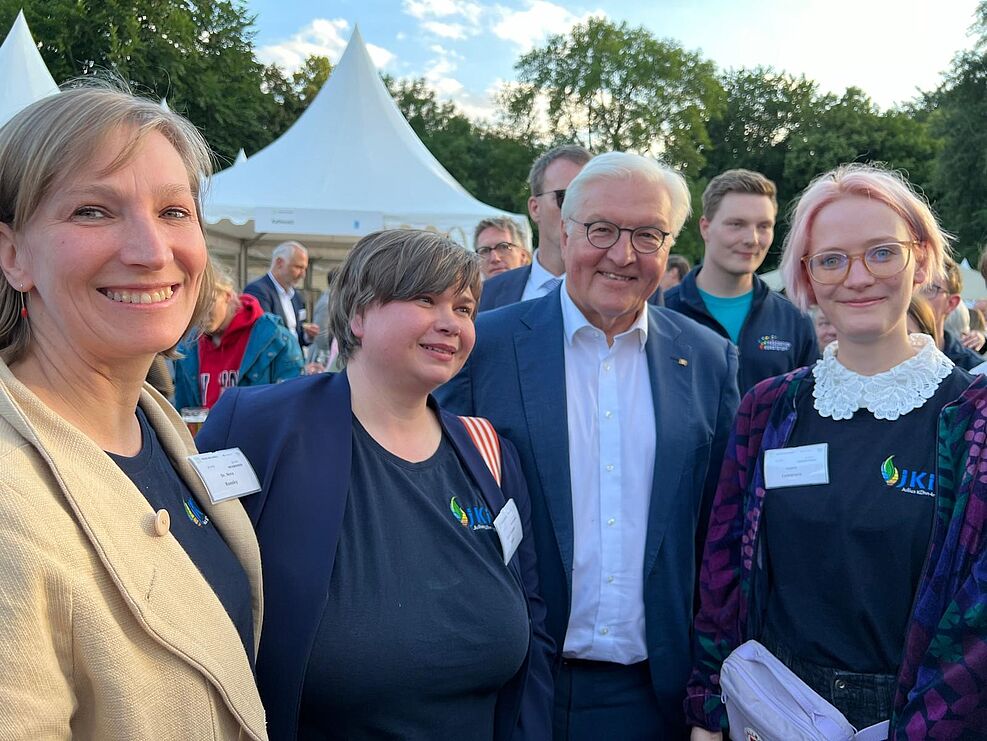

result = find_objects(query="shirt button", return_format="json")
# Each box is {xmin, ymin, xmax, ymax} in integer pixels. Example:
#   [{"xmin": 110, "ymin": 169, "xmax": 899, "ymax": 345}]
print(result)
[
  {"xmin": 606, "ymin": 464, "xmax": 614, "ymax": 472},
  {"xmin": 604, "ymin": 410, "xmax": 613, "ymax": 419},
  {"xmin": 603, "ymin": 362, "xmax": 612, "ymax": 372},
  {"xmin": 607, "ymin": 575, "xmax": 615, "ymax": 583},
  {"xmin": 607, "ymin": 517, "xmax": 616, "ymax": 526},
  {"xmin": 834, "ymin": 679, "xmax": 847, "ymax": 690},
  {"xmin": 153, "ymin": 509, "xmax": 170, "ymax": 537},
  {"xmin": 599, "ymin": 626, "xmax": 609, "ymax": 635}
]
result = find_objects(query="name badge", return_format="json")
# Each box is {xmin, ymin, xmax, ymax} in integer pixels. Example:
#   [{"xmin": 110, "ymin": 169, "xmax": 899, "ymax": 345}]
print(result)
[
  {"xmin": 494, "ymin": 498, "xmax": 523, "ymax": 565},
  {"xmin": 187, "ymin": 448, "xmax": 262, "ymax": 504},
  {"xmin": 298, "ymin": 308, "xmax": 308, "ymax": 321},
  {"xmin": 764, "ymin": 443, "xmax": 829, "ymax": 488}
]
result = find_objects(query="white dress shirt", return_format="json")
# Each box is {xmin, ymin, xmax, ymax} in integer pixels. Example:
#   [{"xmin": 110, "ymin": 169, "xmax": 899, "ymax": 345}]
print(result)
[
  {"xmin": 559, "ymin": 282, "xmax": 656, "ymax": 664},
  {"xmin": 269, "ymin": 271, "xmax": 297, "ymax": 333},
  {"xmin": 520, "ymin": 249, "xmax": 564, "ymax": 301}
]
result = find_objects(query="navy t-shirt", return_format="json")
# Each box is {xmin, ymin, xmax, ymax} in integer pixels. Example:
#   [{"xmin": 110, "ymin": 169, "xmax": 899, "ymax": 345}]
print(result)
[
  {"xmin": 108, "ymin": 407, "xmax": 255, "ymax": 666},
  {"xmin": 297, "ymin": 417, "xmax": 529, "ymax": 740},
  {"xmin": 763, "ymin": 367, "xmax": 971, "ymax": 673}
]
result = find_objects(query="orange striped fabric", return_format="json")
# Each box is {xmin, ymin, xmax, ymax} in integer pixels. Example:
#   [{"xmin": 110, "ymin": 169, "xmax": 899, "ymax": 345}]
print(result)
[{"xmin": 459, "ymin": 416, "xmax": 502, "ymax": 486}]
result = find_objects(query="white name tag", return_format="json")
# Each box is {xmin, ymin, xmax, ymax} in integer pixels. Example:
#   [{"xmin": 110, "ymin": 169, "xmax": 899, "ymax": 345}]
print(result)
[
  {"xmin": 764, "ymin": 443, "xmax": 829, "ymax": 488},
  {"xmin": 186, "ymin": 448, "xmax": 262, "ymax": 504},
  {"xmin": 494, "ymin": 498, "xmax": 523, "ymax": 565}
]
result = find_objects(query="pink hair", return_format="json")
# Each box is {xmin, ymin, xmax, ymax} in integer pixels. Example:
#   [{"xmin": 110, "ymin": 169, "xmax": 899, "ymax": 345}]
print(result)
[{"xmin": 780, "ymin": 164, "xmax": 952, "ymax": 310}]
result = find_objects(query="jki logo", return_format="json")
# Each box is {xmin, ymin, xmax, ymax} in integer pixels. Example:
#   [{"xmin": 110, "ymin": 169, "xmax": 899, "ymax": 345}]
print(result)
[
  {"xmin": 881, "ymin": 455, "xmax": 935, "ymax": 494},
  {"xmin": 450, "ymin": 496, "xmax": 494, "ymax": 530}
]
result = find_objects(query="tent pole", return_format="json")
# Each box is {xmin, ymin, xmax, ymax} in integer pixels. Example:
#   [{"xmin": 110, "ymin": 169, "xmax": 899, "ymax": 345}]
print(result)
[{"xmin": 238, "ymin": 240, "xmax": 248, "ymax": 289}]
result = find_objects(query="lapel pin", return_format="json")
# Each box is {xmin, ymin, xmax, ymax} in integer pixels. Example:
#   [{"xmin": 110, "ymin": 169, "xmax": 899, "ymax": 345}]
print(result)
[{"xmin": 676, "ymin": 357, "xmax": 689, "ymax": 367}]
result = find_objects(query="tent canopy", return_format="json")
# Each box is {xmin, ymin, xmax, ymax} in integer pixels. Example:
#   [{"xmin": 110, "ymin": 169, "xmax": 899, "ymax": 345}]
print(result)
[
  {"xmin": 0, "ymin": 10, "xmax": 58, "ymax": 128},
  {"xmin": 204, "ymin": 26, "xmax": 527, "ymax": 266}
]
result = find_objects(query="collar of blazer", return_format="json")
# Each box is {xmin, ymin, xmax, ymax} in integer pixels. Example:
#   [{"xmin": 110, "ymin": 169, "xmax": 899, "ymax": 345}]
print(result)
[{"xmin": 0, "ymin": 359, "xmax": 266, "ymax": 740}]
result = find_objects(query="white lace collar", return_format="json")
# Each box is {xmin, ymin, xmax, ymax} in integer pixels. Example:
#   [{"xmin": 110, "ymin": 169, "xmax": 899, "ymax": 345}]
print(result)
[{"xmin": 812, "ymin": 333, "xmax": 954, "ymax": 421}]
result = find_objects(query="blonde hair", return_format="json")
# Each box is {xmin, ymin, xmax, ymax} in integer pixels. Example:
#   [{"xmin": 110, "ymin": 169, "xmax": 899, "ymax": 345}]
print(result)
[{"xmin": 0, "ymin": 83, "xmax": 216, "ymax": 360}]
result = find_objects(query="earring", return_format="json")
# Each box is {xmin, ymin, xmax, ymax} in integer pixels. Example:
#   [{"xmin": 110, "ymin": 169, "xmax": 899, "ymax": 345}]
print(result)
[{"xmin": 19, "ymin": 285, "xmax": 26, "ymax": 319}]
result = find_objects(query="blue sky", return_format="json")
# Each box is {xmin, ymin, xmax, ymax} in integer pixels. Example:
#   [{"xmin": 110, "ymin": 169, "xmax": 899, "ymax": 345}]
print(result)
[{"xmin": 244, "ymin": 0, "xmax": 982, "ymax": 121}]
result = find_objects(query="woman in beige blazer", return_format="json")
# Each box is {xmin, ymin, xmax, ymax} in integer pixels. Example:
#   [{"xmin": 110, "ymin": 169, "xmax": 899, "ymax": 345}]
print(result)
[{"xmin": 0, "ymin": 87, "xmax": 266, "ymax": 740}]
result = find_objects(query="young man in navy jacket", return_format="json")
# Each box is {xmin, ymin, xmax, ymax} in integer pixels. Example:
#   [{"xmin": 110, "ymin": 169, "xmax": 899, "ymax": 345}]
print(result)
[{"xmin": 664, "ymin": 169, "xmax": 818, "ymax": 392}]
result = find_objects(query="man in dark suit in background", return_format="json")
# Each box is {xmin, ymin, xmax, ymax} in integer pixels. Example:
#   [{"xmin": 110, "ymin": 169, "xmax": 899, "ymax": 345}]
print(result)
[
  {"xmin": 478, "ymin": 144, "xmax": 591, "ymax": 312},
  {"xmin": 243, "ymin": 240, "xmax": 317, "ymax": 349},
  {"xmin": 439, "ymin": 152, "xmax": 740, "ymax": 739}
]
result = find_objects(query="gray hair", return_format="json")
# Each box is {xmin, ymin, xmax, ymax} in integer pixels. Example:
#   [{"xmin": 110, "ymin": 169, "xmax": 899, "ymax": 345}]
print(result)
[
  {"xmin": 328, "ymin": 230, "xmax": 481, "ymax": 367},
  {"xmin": 561, "ymin": 152, "xmax": 692, "ymax": 238},
  {"xmin": 529, "ymin": 144, "xmax": 592, "ymax": 195},
  {"xmin": 270, "ymin": 240, "xmax": 307, "ymax": 267},
  {"xmin": 473, "ymin": 217, "xmax": 527, "ymax": 252}
]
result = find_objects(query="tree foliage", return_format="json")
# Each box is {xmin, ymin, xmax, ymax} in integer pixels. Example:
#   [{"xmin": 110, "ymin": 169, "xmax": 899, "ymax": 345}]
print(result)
[{"xmin": 502, "ymin": 17, "xmax": 723, "ymax": 173}]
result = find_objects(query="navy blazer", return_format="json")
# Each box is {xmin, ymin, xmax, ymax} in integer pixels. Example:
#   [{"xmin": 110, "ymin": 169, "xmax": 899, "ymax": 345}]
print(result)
[
  {"xmin": 242, "ymin": 273, "xmax": 311, "ymax": 346},
  {"xmin": 479, "ymin": 265, "xmax": 532, "ymax": 312},
  {"xmin": 478, "ymin": 265, "xmax": 664, "ymax": 313},
  {"xmin": 437, "ymin": 286, "xmax": 739, "ymax": 734},
  {"xmin": 196, "ymin": 372, "xmax": 554, "ymax": 741}
]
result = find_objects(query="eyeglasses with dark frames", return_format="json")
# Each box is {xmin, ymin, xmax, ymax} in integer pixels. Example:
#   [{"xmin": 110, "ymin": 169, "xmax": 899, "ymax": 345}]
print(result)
[
  {"xmin": 534, "ymin": 189, "xmax": 566, "ymax": 208},
  {"xmin": 476, "ymin": 241, "xmax": 518, "ymax": 258},
  {"xmin": 801, "ymin": 241, "xmax": 918, "ymax": 284},
  {"xmin": 568, "ymin": 218, "xmax": 671, "ymax": 254}
]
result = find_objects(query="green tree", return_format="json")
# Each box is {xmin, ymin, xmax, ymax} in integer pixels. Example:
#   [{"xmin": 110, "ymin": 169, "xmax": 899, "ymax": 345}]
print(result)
[
  {"xmin": 0, "ymin": 0, "xmax": 279, "ymax": 163},
  {"xmin": 501, "ymin": 17, "xmax": 723, "ymax": 173},
  {"xmin": 930, "ymin": 1, "xmax": 987, "ymax": 260}
]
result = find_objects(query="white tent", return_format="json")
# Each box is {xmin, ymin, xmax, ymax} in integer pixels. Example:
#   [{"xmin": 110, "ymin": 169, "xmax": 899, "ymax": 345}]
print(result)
[
  {"xmin": 204, "ymin": 26, "xmax": 528, "ymax": 283},
  {"xmin": 0, "ymin": 10, "xmax": 58, "ymax": 128}
]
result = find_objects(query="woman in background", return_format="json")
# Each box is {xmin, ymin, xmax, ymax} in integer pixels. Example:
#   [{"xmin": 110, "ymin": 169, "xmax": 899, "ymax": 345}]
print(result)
[
  {"xmin": 688, "ymin": 164, "xmax": 987, "ymax": 738},
  {"xmin": 175, "ymin": 258, "xmax": 303, "ymax": 409}
]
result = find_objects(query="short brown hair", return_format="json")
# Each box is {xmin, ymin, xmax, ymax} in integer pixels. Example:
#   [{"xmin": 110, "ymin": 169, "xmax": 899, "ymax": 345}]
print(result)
[
  {"xmin": 702, "ymin": 169, "xmax": 777, "ymax": 221},
  {"xmin": 529, "ymin": 144, "xmax": 592, "ymax": 195},
  {"xmin": 666, "ymin": 254, "xmax": 691, "ymax": 280},
  {"xmin": 473, "ymin": 216, "xmax": 526, "ymax": 251},
  {"xmin": 329, "ymin": 230, "xmax": 481, "ymax": 367},
  {"xmin": 0, "ymin": 83, "xmax": 216, "ymax": 361}
]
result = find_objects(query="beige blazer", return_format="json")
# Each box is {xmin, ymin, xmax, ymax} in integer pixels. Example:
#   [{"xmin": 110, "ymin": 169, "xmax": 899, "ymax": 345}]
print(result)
[{"xmin": 0, "ymin": 361, "xmax": 267, "ymax": 740}]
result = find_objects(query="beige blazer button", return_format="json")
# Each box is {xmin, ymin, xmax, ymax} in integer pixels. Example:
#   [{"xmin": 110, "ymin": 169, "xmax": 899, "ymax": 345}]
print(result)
[{"xmin": 154, "ymin": 509, "xmax": 171, "ymax": 536}]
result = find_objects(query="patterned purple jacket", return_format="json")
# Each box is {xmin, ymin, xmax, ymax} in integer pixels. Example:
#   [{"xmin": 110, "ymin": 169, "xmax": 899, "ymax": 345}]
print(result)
[{"xmin": 686, "ymin": 366, "xmax": 987, "ymax": 738}]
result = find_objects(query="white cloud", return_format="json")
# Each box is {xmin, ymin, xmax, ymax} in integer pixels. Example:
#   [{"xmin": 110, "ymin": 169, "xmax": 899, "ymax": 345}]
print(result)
[
  {"xmin": 256, "ymin": 18, "xmax": 395, "ymax": 73},
  {"xmin": 493, "ymin": 0, "xmax": 604, "ymax": 51},
  {"xmin": 403, "ymin": 0, "xmax": 482, "ymax": 23},
  {"xmin": 422, "ymin": 21, "xmax": 469, "ymax": 40}
]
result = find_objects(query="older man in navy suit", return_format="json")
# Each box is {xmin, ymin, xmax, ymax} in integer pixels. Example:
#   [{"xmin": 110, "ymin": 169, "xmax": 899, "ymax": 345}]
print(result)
[
  {"xmin": 439, "ymin": 152, "xmax": 740, "ymax": 740},
  {"xmin": 243, "ymin": 240, "xmax": 317, "ymax": 348}
]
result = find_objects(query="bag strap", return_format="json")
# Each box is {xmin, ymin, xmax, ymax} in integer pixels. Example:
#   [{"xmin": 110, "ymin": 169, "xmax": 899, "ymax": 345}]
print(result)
[{"xmin": 459, "ymin": 416, "xmax": 502, "ymax": 486}]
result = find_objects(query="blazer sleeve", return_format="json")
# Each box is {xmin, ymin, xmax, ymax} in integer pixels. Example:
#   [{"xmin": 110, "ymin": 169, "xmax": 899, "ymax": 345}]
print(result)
[
  {"xmin": 0, "ymin": 485, "xmax": 75, "ymax": 735},
  {"xmin": 501, "ymin": 435, "xmax": 555, "ymax": 741}
]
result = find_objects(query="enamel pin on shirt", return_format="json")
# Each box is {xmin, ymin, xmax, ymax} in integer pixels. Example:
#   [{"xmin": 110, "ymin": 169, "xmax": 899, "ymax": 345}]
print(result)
[{"xmin": 186, "ymin": 448, "xmax": 262, "ymax": 504}]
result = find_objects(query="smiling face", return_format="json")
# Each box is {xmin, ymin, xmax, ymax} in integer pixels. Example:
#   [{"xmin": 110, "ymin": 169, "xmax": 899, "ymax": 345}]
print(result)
[
  {"xmin": 561, "ymin": 175, "xmax": 670, "ymax": 341},
  {"xmin": 806, "ymin": 195, "xmax": 925, "ymax": 352},
  {"xmin": 350, "ymin": 284, "xmax": 477, "ymax": 397},
  {"xmin": 476, "ymin": 226, "xmax": 526, "ymax": 279},
  {"xmin": 699, "ymin": 192, "xmax": 776, "ymax": 281},
  {"xmin": 0, "ymin": 128, "xmax": 207, "ymax": 369}
]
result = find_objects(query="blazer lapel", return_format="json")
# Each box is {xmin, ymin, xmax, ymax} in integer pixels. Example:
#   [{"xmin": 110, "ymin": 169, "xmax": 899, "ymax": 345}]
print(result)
[
  {"xmin": 515, "ymin": 293, "xmax": 574, "ymax": 583},
  {"xmin": 0, "ymin": 367, "xmax": 266, "ymax": 739},
  {"xmin": 643, "ymin": 310, "xmax": 694, "ymax": 577}
]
